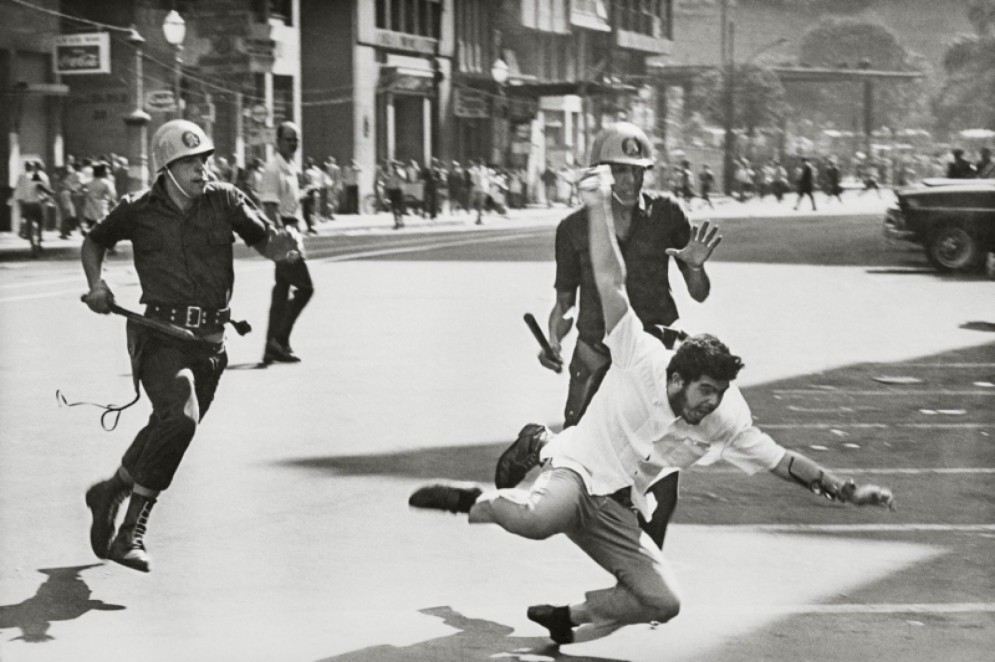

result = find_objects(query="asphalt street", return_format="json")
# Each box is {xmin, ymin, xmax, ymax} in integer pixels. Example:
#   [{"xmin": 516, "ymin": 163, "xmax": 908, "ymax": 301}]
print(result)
[{"xmin": 1, "ymin": 194, "xmax": 993, "ymax": 661}]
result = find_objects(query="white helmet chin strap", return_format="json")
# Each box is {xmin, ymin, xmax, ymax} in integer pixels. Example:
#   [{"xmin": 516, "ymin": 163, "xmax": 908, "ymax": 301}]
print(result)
[{"xmin": 165, "ymin": 166, "xmax": 192, "ymax": 199}]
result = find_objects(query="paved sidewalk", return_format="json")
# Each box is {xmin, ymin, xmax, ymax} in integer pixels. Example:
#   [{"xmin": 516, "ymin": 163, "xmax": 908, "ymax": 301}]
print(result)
[
  {"xmin": 0, "ymin": 206, "xmax": 560, "ymax": 260},
  {"xmin": 0, "ymin": 192, "xmax": 893, "ymax": 260}
]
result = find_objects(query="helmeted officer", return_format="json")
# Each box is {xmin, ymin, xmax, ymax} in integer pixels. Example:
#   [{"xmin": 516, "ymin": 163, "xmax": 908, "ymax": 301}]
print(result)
[{"xmin": 80, "ymin": 119, "xmax": 300, "ymax": 572}]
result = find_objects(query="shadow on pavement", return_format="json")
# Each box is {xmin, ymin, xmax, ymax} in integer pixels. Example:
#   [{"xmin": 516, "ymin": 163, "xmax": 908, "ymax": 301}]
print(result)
[
  {"xmin": 0, "ymin": 564, "xmax": 125, "ymax": 642},
  {"xmin": 278, "ymin": 441, "xmax": 505, "ymax": 484},
  {"xmin": 314, "ymin": 605, "xmax": 625, "ymax": 662}
]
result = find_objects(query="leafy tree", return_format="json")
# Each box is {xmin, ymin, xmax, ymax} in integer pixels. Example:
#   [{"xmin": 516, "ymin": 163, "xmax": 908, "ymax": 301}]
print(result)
[
  {"xmin": 787, "ymin": 17, "xmax": 927, "ymax": 134},
  {"xmin": 935, "ymin": 0, "xmax": 995, "ymax": 131},
  {"xmin": 687, "ymin": 64, "xmax": 787, "ymax": 137}
]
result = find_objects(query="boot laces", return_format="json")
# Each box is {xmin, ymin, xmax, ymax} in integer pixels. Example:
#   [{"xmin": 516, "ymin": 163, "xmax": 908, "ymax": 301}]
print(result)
[{"xmin": 130, "ymin": 502, "xmax": 153, "ymax": 550}]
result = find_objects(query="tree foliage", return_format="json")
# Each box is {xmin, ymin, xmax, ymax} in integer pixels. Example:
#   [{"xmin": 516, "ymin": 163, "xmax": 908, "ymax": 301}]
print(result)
[
  {"xmin": 935, "ymin": 0, "xmax": 995, "ymax": 131},
  {"xmin": 787, "ymin": 17, "xmax": 927, "ymax": 133},
  {"xmin": 686, "ymin": 64, "xmax": 788, "ymax": 134}
]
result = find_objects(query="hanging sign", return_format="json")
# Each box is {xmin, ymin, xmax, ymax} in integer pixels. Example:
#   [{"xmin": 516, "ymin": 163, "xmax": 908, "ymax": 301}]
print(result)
[{"xmin": 54, "ymin": 32, "xmax": 111, "ymax": 75}]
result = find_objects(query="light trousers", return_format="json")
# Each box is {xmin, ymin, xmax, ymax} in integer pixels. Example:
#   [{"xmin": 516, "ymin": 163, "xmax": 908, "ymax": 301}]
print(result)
[{"xmin": 469, "ymin": 465, "xmax": 682, "ymax": 630}]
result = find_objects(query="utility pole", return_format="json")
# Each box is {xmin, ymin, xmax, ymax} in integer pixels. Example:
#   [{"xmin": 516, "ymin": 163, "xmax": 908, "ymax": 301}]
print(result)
[{"xmin": 721, "ymin": 0, "xmax": 735, "ymax": 195}]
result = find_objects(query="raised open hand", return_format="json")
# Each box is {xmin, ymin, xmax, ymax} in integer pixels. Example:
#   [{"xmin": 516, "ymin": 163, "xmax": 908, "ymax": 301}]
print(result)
[{"xmin": 665, "ymin": 220, "xmax": 722, "ymax": 269}]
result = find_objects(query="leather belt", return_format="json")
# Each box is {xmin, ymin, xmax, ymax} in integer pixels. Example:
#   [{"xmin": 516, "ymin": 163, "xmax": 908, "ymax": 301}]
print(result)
[
  {"xmin": 145, "ymin": 303, "xmax": 230, "ymax": 330},
  {"xmin": 608, "ymin": 487, "xmax": 633, "ymax": 509}
]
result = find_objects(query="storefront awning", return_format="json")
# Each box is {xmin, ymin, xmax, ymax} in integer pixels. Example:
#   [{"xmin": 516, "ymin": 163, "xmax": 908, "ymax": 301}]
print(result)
[{"xmin": 380, "ymin": 66, "xmax": 435, "ymax": 95}]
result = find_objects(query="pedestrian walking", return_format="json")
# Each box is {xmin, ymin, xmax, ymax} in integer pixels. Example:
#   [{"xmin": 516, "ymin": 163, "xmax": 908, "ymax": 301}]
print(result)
[
  {"xmin": 825, "ymin": 158, "xmax": 844, "ymax": 203},
  {"xmin": 80, "ymin": 119, "xmax": 301, "ymax": 572},
  {"xmin": 409, "ymin": 163, "xmax": 895, "ymax": 645},
  {"xmin": 385, "ymin": 160, "xmax": 405, "ymax": 229},
  {"xmin": 324, "ymin": 156, "xmax": 341, "ymax": 219},
  {"xmin": 82, "ymin": 162, "xmax": 118, "ymax": 233},
  {"xmin": 342, "ymin": 159, "xmax": 361, "ymax": 214},
  {"xmin": 542, "ymin": 165, "xmax": 558, "ymax": 207},
  {"xmin": 792, "ymin": 157, "xmax": 817, "ymax": 211},
  {"xmin": 677, "ymin": 159, "xmax": 695, "ymax": 205},
  {"xmin": 697, "ymin": 164, "xmax": 715, "ymax": 209},
  {"xmin": 448, "ymin": 161, "xmax": 465, "ymax": 214},
  {"xmin": 302, "ymin": 156, "xmax": 324, "ymax": 234},
  {"xmin": 260, "ymin": 121, "xmax": 314, "ymax": 364},
  {"xmin": 56, "ymin": 165, "xmax": 80, "ymax": 239},
  {"xmin": 947, "ymin": 148, "xmax": 976, "ymax": 179},
  {"xmin": 975, "ymin": 147, "xmax": 994, "ymax": 178}
]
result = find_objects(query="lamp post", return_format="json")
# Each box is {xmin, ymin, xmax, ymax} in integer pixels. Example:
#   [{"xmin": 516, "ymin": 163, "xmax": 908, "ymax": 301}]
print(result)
[
  {"xmin": 123, "ymin": 27, "xmax": 151, "ymax": 191},
  {"xmin": 491, "ymin": 57, "xmax": 510, "ymax": 167},
  {"xmin": 162, "ymin": 10, "xmax": 186, "ymax": 120}
]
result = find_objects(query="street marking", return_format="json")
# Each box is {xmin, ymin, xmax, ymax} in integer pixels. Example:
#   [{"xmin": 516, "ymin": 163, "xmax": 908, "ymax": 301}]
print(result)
[
  {"xmin": 862, "ymin": 363, "xmax": 995, "ymax": 368},
  {"xmin": 773, "ymin": 390, "xmax": 995, "ymax": 396},
  {"xmin": 762, "ymin": 422, "xmax": 990, "ymax": 429},
  {"xmin": 682, "ymin": 523, "xmax": 995, "ymax": 533},
  {"xmin": 707, "ymin": 602, "xmax": 995, "ymax": 615},
  {"xmin": 696, "ymin": 467, "xmax": 995, "ymax": 475},
  {"xmin": 313, "ymin": 231, "xmax": 543, "ymax": 262}
]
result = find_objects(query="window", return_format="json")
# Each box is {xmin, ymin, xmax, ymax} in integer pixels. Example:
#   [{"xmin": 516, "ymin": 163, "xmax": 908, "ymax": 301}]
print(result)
[{"xmin": 378, "ymin": 0, "xmax": 441, "ymax": 38}]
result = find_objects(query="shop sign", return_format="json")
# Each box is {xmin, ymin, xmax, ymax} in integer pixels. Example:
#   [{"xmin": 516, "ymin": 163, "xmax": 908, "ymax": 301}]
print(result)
[
  {"xmin": 146, "ymin": 89, "xmax": 178, "ymax": 113},
  {"xmin": 54, "ymin": 32, "xmax": 110, "ymax": 75},
  {"xmin": 454, "ymin": 88, "xmax": 489, "ymax": 118},
  {"xmin": 372, "ymin": 29, "xmax": 436, "ymax": 55}
]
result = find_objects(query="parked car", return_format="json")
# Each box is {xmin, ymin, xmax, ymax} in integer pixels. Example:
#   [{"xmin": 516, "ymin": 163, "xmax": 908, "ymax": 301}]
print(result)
[{"xmin": 884, "ymin": 178, "xmax": 995, "ymax": 273}]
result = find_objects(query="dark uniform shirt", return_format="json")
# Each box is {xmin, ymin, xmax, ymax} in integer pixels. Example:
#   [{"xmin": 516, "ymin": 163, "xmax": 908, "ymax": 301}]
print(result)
[
  {"xmin": 87, "ymin": 179, "xmax": 270, "ymax": 310},
  {"xmin": 554, "ymin": 191, "xmax": 692, "ymax": 346}
]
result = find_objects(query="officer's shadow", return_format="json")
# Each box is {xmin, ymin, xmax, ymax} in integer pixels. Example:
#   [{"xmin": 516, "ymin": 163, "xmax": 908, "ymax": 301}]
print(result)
[
  {"xmin": 0, "ymin": 564, "xmax": 125, "ymax": 642},
  {"xmin": 314, "ymin": 605, "xmax": 625, "ymax": 662}
]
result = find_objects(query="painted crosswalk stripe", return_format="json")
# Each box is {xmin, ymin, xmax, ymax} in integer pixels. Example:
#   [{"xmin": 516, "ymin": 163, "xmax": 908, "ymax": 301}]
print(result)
[
  {"xmin": 681, "ymin": 523, "xmax": 995, "ymax": 533},
  {"xmin": 772, "ymin": 389, "xmax": 995, "ymax": 396},
  {"xmin": 761, "ymin": 422, "xmax": 990, "ymax": 429},
  {"xmin": 696, "ymin": 467, "xmax": 995, "ymax": 475},
  {"xmin": 703, "ymin": 602, "xmax": 995, "ymax": 615}
]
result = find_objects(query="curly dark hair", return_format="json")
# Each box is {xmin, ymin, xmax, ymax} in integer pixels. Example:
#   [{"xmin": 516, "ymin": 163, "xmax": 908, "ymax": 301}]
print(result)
[{"xmin": 666, "ymin": 333, "xmax": 744, "ymax": 383}]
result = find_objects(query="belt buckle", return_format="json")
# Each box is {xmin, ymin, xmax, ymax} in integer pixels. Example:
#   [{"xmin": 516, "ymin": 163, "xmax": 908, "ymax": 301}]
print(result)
[{"xmin": 185, "ymin": 305, "xmax": 202, "ymax": 328}]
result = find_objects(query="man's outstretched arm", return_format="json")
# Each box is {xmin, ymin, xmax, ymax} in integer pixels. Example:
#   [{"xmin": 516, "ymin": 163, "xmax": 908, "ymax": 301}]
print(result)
[
  {"xmin": 583, "ymin": 167, "xmax": 628, "ymax": 335},
  {"xmin": 770, "ymin": 450, "xmax": 895, "ymax": 509}
]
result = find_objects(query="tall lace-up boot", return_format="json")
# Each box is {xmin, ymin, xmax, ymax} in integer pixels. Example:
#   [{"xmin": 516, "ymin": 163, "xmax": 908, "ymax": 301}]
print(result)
[
  {"xmin": 108, "ymin": 493, "xmax": 156, "ymax": 572},
  {"xmin": 85, "ymin": 473, "xmax": 131, "ymax": 559}
]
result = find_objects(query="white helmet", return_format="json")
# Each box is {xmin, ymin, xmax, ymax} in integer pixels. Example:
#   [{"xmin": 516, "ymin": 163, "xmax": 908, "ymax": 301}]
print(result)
[
  {"xmin": 150, "ymin": 120, "xmax": 214, "ymax": 174},
  {"xmin": 588, "ymin": 122, "xmax": 654, "ymax": 168}
]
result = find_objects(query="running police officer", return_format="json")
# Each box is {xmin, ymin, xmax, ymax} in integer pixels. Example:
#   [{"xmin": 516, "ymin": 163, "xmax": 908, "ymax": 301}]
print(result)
[{"xmin": 81, "ymin": 119, "xmax": 300, "ymax": 572}]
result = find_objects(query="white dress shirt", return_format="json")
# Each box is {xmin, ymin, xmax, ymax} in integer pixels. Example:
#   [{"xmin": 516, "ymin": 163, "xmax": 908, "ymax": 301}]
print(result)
[
  {"xmin": 260, "ymin": 153, "xmax": 301, "ymax": 220},
  {"xmin": 541, "ymin": 308, "xmax": 785, "ymax": 518}
]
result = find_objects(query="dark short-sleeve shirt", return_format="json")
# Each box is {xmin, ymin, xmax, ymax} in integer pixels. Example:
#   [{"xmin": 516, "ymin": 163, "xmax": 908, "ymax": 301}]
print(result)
[
  {"xmin": 554, "ymin": 191, "xmax": 692, "ymax": 346},
  {"xmin": 87, "ymin": 179, "xmax": 270, "ymax": 309}
]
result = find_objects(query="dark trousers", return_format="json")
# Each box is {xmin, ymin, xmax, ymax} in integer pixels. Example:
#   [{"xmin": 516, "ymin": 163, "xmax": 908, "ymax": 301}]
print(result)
[
  {"xmin": 344, "ymin": 185, "xmax": 359, "ymax": 214},
  {"xmin": 266, "ymin": 258, "xmax": 314, "ymax": 347},
  {"xmin": 122, "ymin": 329, "xmax": 227, "ymax": 491}
]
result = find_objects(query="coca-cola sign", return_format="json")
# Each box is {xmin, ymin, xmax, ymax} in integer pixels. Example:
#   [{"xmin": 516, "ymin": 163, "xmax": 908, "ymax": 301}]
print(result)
[{"xmin": 54, "ymin": 33, "xmax": 110, "ymax": 75}]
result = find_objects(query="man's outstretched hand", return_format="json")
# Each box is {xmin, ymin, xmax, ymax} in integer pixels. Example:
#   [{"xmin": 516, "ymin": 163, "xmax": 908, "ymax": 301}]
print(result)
[{"xmin": 665, "ymin": 221, "xmax": 722, "ymax": 269}]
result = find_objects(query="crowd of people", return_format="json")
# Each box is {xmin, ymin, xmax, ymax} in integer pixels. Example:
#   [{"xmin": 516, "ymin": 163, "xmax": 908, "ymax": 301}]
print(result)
[{"xmin": 661, "ymin": 145, "xmax": 994, "ymax": 211}]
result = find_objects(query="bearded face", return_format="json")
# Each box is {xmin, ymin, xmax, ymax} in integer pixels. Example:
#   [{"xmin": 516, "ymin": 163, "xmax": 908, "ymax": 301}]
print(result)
[{"xmin": 670, "ymin": 374, "xmax": 730, "ymax": 425}]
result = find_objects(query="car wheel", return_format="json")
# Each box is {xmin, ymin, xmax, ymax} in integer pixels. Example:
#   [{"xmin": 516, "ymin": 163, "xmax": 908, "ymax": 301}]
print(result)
[{"xmin": 926, "ymin": 225, "xmax": 983, "ymax": 272}]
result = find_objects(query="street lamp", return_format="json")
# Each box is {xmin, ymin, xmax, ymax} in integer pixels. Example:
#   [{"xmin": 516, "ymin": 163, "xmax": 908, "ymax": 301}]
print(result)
[
  {"xmin": 162, "ymin": 10, "xmax": 186, "ymax": 119},
  {"xmin": 491, "ymin": 58, "xmax": 510, "ymax": 166},
  {"xmin": 123, "ymin": 26, "xmax": 151, "ymax": 191}
]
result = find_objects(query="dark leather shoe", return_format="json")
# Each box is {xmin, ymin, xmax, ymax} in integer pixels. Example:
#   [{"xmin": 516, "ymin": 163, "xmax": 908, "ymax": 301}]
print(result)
[
  {"xmin": 495, "ymin": 423, "xmax": 548, "ymax": 488},
  {"xmin": 527, "ymin": 604, "xmax": 574, "ymax": 644},
  {"xmin": 85, "ymin": 479, "xmax": 129, "ymax": 559},
  {"xmin": 263, "ymin": 339, "xmax": 301, "ymax": 364},
  {"xmin": 408, "ymin": 484, "xmax": 482, "ymax": 514}
]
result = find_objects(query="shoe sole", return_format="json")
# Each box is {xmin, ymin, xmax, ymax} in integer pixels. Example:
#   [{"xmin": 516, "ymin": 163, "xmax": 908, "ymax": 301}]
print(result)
[
  {"xmin": 495, "ymin": 426, "xmax": 543, "ymax": 488},
  {"xmin": 85, "ymin": 488, "xmax": 113, "ymax": 560}
]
